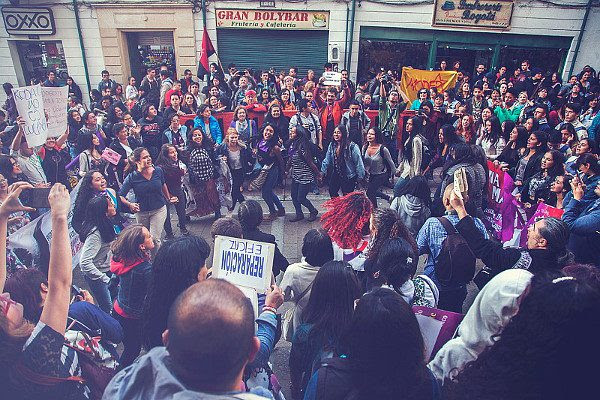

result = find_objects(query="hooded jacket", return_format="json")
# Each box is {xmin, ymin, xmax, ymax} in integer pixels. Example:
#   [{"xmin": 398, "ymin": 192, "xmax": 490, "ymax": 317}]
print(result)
[
  {"xmin": 428, "ymin": 269, "xmax": 532, "ymax": 383},
  {"xmin": 391, "ymin": 194, "xmax": 432, "ymax": 237},
  {"xmin": 102, "ymin": 347, "xmax": 271, "ymax": 400},
  {"xmin": 110, "ymin": 258, "xmax": 152, "ymax": 319}
]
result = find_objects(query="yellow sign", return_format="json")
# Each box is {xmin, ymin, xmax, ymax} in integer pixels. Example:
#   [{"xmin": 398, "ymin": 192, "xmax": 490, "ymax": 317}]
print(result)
[
  {"xmin": 216, "ymin": 9, "xmax": 329, "ymax": 30},
  {"xmin": 399, "ymin": 68, "xmax": 458, "ymax": 102},
  {"xmin": 433, "ymin": 0, "xmax": 514, "ymax": 30}
]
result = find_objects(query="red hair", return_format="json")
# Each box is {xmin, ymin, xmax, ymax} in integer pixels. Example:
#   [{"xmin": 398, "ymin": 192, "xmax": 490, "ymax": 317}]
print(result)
[{"xmin": 320, "ymin": 191, "xmax": 372, "ymax": 249}]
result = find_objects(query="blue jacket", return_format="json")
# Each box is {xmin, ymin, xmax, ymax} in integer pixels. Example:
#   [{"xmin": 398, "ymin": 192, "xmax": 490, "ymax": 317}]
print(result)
[
  {"xmin": 193, "ymin": 115, "xmax": 223, "ymax": 144},
  {"xmin": 110, "ymin": 258, "xmax": 152, "ymax": 319},
  {"xmin": 562, "ymin": 197, "xmax": 600, "ymax": 265},
  {"xmin": 321, "ymin": 142, "xmax": 365, "ymax": 180}
]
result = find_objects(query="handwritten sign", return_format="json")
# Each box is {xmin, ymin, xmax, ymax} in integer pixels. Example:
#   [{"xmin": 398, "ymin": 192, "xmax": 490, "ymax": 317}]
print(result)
[
  {"xmin": 212, "ymin": 235, "xmax": 274, "ymax": 292},
  {"xmin": 11, "ymin": 84, "xmax": 48, "ymax": 147},
  {"xmin": 399, "ymin": 68, "xmax": 458, "ymax": 102},
  {"xmin": 322, "ymin": 71, "xmax": 342, "ymax": 86},
  {"xmin": 42, "ymin": 86, "xmax": 68, "ymax": 138},
  {"xmin": 101, "ymin": 147, "xmax": 122, "ymax": 165}
]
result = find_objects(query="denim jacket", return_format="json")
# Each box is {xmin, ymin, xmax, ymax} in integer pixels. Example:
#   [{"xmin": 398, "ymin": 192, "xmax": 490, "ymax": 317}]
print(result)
[
  {"xmin": 110, "ymin": 258, "xmax": 152, "ymax": 319},
  {"xmin": 321, "ymin": 142, "xmax": 365, "ymax": 180}
]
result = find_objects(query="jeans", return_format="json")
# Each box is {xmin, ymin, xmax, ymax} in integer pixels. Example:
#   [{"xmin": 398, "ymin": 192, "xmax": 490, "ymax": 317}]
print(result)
[
  {"xmin": 366, "ymin": 172, "xmax": 389, "ymax": 208},
  {"xmin": 393, "ymin": 176, "xmax": 409, "ymax": 197},
  {"xmin": 113, "ymin": 313, "xmax": 143, "ymax": 369},
  {"xmin": 328, "ymin": 170, "xmax": 357, "ymax": 197},
  {"xmin": 84, "ymin": 275, "xmax": 113, "ymax": 314},
  {"xmin": 291, "ymin": 180, "xmax": 317, "ymax": 217},
  {"xmin": 262, "ymin": 166, "xmax": 284, "ymax": 213},
  {"xmin": 231, "ymin": 168, "xmax": 245, "ymax": 207},
  {"xmin": 164, "ymin": 187, "xmax": 186, "ymax": 235},
  {"xmin": 135, "ymin": 205, "xmax": 167, "ymax": 251}
]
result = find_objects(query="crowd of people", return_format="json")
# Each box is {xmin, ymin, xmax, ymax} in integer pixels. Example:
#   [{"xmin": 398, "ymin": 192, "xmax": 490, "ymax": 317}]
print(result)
[{"xmin": 0, "ymin": 58, "xmax": 599, "ymax": 400}]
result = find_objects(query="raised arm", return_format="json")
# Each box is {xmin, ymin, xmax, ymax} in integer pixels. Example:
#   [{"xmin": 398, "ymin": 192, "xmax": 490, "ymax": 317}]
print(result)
[
  {"xmin": 11, "ymin": 117, "xmax": 25, "ymax": 152},
  {"xmin": 39, "ymin": 184, "xmax": 72, "ymax": 334},
  {"xmin": 0, "ymin": 182, "xmax": 34, "ymax": 292}
]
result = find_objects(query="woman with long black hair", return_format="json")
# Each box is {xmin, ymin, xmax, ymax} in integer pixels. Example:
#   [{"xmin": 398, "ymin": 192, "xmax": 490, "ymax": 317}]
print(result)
[
  {"xmin": 78, "ymin": 195, "xmax": 117, "ymax": 313},
  {"xmin": 289, "ymin": 260, "xmax": 362, "ymax": 399},
  {"xmin": 362, "ymin": 127, "xmax": 395, "ymax": 207},
  {"xmin": 254, "ymin": 123, "xmax": 286, "ymax": 219},
  {"xmin": 519, "ymin": 149, "xmax": 565, "ymax": 206},
  {"xmin": 395, "ymin": 115, "xmax": 429, "ymax": 194},
  {"xmin": 496, "ymin": 125, "xmax": 529, "ymax": 174},
  {"xmin": 78, "ymin": 132, "xmax": 106, "ymax": 178},
  {"xmin": 155, "ymin": 144, "xmax": 188, "ymax": 237},
  {"xmin": 186, "ymin": 127, "xmax": 221, "ymax": 219},
  {"xmin": 321, "ymin": 124, "xmax": 365, "ymax": 198},
  {"xmin": 304, "ymin": 288, "xmax": 438, "ymax": 400},
  {"xmin": 512, "ymin": 131, "xmax": 548, "ymax": 187},
  {"xmin": 286, "ymin": 125, "xmax": 320, "ymax": 222},
  {"xmin": 72, "ymin": 170, "xmax": 121, "ymax": 235},
  {"xmin": 421, "ymin": 124, "xmax": 461, "ymax": 186},
  {"xmin": 476, "ymin": 115, "xmax": 505, "ymax": 160}
]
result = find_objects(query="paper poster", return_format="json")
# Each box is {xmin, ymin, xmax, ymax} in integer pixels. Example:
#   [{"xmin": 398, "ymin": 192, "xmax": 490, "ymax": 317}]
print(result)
[
  {"xmin": 11, "ymin": 84, "xmax": 48, "ymax": 147},
  {"xmin": 212, "ymin": 235, "xmax": 275, "ymax": 293},
  {"xmin": 322, "ymin": 71, "xmax": 342, "ymax": 86},
  {"xmin": 101, "ymin": 147, "xmax": 122, "ymax": 165},
  {"xmin": 483, "ymin": 160, "xmax": 518, "ymax": 241},
  {"xmin": 42, "ymin": 86, "xmax": 68, "ymax": 138}
]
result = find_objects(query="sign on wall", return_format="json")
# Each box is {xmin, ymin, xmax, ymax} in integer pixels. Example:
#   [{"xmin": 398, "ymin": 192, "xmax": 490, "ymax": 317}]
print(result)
[
  {"xmin": 433, "ymin": 0, "xmax": 514, "ymax": 30},
  {"xmin": 216, "ymin": 9, "xmax": 329, "ymax": 30},
  {"xmin": 2, "ymin": 7, "xmax": 56, "ymax": 35}
]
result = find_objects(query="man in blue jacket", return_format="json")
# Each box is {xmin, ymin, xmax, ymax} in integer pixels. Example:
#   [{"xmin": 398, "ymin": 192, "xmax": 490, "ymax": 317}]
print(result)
[{"xmin": 562, "ymin": 179, "xmax": 600, "ymax": 265}]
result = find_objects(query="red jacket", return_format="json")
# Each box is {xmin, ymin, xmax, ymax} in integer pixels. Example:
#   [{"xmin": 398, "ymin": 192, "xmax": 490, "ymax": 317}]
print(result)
[{"xmin": 314, "ymin": 85, "xmax": 351, "ymax": 137}]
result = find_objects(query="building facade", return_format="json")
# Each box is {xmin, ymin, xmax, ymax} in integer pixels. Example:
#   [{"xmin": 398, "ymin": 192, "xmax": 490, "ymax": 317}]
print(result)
[{"xmin": 0, "ymin": 0, "xmax": 598, "ymax": 103}]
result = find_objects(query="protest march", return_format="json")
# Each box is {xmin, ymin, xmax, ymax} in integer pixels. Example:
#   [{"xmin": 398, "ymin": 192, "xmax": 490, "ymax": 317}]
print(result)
[{"xmin": 1, "ymin": 2, "xmax": 600, "ymax": 400}]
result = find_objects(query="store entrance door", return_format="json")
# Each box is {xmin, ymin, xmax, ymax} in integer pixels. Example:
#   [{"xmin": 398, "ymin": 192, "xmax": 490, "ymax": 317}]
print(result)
[
  {"xmin": 126, "ymin": 31, "xmax": 176, "ymax": 82},
  {"xmin": 435, "ymin": 44, "xmax": 493, "ymax": 78},
  {"xmin": 16, "ymin": 41, "xmax": 69, "ymax": 85}
]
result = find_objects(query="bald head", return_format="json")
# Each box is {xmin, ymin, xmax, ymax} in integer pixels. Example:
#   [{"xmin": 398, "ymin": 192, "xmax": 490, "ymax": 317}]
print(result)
[
  {"xmin": 443, "ymin": 183, "xmax": 455, "ymax": 211},
  {"xmin": 166, "ymin": 279, "xmax": 256, "ymax": 391}
]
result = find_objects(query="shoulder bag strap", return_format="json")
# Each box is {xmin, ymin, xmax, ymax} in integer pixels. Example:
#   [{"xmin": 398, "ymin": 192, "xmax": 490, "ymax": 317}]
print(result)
[
  {"xmin": 294, "ymin": 281, "xmax": 314, "ymax": 304},
  {"xmin": 436, "ymin": 216, "xmax": 457, "ymax": 234}
]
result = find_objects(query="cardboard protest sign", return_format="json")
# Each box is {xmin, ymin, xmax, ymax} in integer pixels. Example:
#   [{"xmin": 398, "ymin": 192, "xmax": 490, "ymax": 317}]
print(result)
[
  {"xmin": 483, "ymin": 160, "xmax": 518, "ymax": 241},
  {"xmin": 11, "ymin": 84, "xmax": 48, "ymax": 147},
  {"xmin": 399, "ymin": 67, "xmax": 458, "ymax": 102},
  {"xmin": 42, "ymin": 86, "xmax": 69, "ymax": 138},
  {"xmin": 322, "ymin": 71, "xmax": 342, "ymax": 86},
  {"xmin": 101, "ymin": 147, "xmax": 122, "ymax": 165},
  {"xmin": 212, "ymin": 235, "xmax": 275, "ymax": 293}
]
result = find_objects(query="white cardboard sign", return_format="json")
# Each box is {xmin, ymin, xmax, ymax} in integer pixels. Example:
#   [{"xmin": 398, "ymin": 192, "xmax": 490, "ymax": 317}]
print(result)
[
  {"xmin": 212, "ymin": 235, "xmax": 275, "ymax": 293},
  {"xmin": 322, "ymin": 71, "xmax": 342, "ymax": 86},
  {"xmin": 11, "ymin": 84, "xmax": 48, "ymax": 147},
  {"xmin": 42, "ymin": 86, "xmax": 69, "ymax": 138}
]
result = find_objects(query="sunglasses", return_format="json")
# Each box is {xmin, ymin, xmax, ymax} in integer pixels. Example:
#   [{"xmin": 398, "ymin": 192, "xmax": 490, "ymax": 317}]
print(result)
[{"xmin": 0, "ymin": 293, "xmax": 17, "ymax": 316}]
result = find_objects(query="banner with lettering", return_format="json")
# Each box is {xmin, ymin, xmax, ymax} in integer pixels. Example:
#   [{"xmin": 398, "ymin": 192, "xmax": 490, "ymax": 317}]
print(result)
[
  {"xmin": 433, "ymin": 0, "xmax": 514, "ymax": 30},
  {"xmin": 11, "ymin": 84, "xmax": 48, "ymax": 147},
  {"xmin": 483, "ymin": 161, "xmax": 518, "ymax": 241},
  {"xmin": 41, "ymin": 86, "xmax": 69, "ymax": 138},
  {"xmin": 518, "ymin": 203, "xmax": 564, "ymax": 248},
  {"xmin": 6, "ymin": 182, "xmax": 82, "ymax": 275},
  {"xmin": 399, "ymin": 68, "xmax": 458, "ymax": 103}
]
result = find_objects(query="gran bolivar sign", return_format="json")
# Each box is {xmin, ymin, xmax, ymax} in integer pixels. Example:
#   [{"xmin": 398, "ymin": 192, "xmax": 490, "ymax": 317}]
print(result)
[{"xmin": 433, "ymin": 0, "xmax": 514, "ymax": 30}]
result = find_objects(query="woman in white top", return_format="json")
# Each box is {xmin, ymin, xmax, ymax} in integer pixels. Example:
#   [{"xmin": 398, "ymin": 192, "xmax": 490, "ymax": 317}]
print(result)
[
  {"xmin": 280, "ymin": 229, "xmax": 333, "ymax": 339},
  {"xmin": 476, "ymin": 115, "xmax": 506, "ymax": 160},
  {"xmin": 125, "ymin": 76, "xmax": 139, "ymax": 101}
]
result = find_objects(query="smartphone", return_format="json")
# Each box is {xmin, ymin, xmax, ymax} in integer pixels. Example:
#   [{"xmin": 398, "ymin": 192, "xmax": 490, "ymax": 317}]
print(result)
[
  {"xmin": 21, "ymin": 187, "xmax": 51, "ymax": 209},
  {"xmin": 71, "ymin": 285, "xmax": 83, "ymax": 297}
]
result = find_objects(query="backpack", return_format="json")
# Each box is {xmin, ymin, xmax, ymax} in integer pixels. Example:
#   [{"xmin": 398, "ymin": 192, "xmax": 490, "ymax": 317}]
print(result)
[{"xmin": 435, "ymin": 217, "xmax": 476, "ymax": 285}]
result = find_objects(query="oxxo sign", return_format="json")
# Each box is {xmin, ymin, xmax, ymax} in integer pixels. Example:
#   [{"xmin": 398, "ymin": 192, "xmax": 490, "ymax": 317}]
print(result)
[{"xmin": 2, "ymin": 7, "xmax": 56, "ymax": 35}]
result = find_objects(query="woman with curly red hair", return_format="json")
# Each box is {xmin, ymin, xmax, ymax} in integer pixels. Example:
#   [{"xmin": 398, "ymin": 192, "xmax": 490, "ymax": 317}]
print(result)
[{"xmin": 320, "ymin": 191, "xmax": 372, "ymax": 274}]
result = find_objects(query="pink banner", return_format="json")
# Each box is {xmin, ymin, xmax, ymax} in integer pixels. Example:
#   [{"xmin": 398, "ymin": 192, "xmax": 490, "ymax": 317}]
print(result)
[
  {"xmin": 518, "ymin": 203, "xmax": 564, "ymax": 247},
  {"xmin": 483, "ymin": 161, "xmax": 518, "ymax": 241}
]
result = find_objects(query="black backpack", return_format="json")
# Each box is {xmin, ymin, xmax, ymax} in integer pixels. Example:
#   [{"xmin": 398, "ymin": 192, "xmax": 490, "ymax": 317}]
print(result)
[{"xmin": 435, "ymin": 217, "xmax": 476, "ymax": 285}]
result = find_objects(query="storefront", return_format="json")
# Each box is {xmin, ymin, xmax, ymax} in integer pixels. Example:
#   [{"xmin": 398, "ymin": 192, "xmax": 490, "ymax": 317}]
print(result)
[
  {"xmin": 15, "ymin": 40, "xmax": 69, "ymax": 85},
  {"xmin": 214, "ymin": 9, "xmax": 329, "ymax": 75},
  {"xmin": 126, "ymin": 31, "xmax": 176, "ymax": 83}
]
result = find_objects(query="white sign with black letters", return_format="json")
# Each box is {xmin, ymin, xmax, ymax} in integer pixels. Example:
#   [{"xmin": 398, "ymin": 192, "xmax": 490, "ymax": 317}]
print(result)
[{"xmin": 2, "ymin": 7, "xmax": 55, "ymax": 35}]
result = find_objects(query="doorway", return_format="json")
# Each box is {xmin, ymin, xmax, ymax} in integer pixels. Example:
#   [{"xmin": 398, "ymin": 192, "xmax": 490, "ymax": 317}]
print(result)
[
  {"xmin": 126, "ymin": 31, "xmax": 176, "ymax": 82},
  {"xmin": 16, "ymin": 40, "xmax": 69, "ymax": 85}
]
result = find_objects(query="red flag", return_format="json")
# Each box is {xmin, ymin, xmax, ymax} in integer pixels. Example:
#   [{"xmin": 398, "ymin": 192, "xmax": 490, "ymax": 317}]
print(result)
[{"xmin": 197, "ymin": 27, "xmax": 216, "ymax": 80}]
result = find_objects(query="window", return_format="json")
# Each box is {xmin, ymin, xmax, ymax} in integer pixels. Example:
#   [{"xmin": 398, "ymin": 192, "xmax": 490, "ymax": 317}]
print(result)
[{"xmin": 358, "ymin": 39, "xmax": 431, "ymax": 80}]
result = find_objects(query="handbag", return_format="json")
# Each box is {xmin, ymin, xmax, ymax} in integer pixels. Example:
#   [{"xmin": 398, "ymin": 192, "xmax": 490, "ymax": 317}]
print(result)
[
  {"xmin": 412, "ymin": 306, "xmax": 464, "ymax": 361},
  {"xmin": 282, "ymin": 281, "xmax": 313, "ymax": 342},
  {"xmin": 248, "ymin": 163, "xmax": 273, "ymax": 192}
]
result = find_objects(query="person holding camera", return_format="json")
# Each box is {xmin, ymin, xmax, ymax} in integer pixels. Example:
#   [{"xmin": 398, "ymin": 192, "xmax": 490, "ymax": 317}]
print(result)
[
  {"xmin": 378, "ymin": 74, "xmax": 407, "ymax": 161},
  {"xmin": 314, "ymin": 75, "xmax": 351, "ymax": 154}
]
